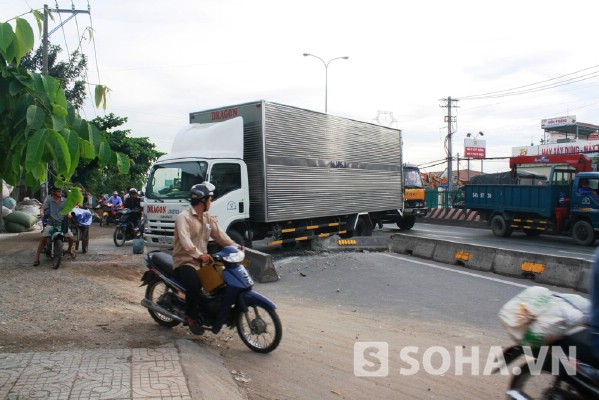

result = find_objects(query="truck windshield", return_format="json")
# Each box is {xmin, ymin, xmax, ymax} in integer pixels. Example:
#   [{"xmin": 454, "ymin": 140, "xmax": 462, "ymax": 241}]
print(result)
[
  {"xmin": 404, "ymin": 167, "xmax": 424, "ymax": 188},
  {"xmin": 145, "ymin": 161, "xmax": 208, "ymax": 200}
]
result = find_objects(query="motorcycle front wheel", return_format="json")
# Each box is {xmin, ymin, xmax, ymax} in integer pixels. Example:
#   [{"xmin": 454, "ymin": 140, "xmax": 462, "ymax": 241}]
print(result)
[
  {"xmin": 236, "ymin": 305, "xmax": 282, "ymax": 353},
  {"xmin": 509, "ymin": 361, "xmax": 579, "ymax": 399},
  {"xmin": 113, "ymin": 227, "xmax": 126, "ymax": 247},
  {"xmin": 145, "ymin": 280, "xmax": 181, "ymax": 327},
  {"xmin": 52, "ymin": 238, "xmax": 62, "ymax": 269}
]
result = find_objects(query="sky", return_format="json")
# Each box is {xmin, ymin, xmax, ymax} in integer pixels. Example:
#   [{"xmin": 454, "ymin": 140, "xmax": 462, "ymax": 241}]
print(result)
[{"xmin": 4, "ymin": 0, "xmax": 599, "ymax": 174}]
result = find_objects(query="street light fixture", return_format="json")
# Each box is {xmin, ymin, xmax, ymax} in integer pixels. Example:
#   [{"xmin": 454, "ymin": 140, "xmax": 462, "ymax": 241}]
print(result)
[{"xmin": 303, "ymin": 53, "xmax": 349, "ymax": 113}]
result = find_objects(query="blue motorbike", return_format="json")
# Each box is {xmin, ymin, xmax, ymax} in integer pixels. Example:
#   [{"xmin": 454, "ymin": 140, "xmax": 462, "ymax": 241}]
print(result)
[{"xmin": 140, "ymin": 246, "xmax": 282, "ymax": 353}]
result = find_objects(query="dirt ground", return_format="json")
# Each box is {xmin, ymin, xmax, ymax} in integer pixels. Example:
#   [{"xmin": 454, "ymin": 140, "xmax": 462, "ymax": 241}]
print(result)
[{"xmin": 0, "ymin": 226, "xmax": 507, "ymax": 399}]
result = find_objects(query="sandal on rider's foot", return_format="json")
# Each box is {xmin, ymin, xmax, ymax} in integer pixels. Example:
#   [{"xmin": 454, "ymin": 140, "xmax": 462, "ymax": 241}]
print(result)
[
  {"xmin": 187, "ymin": 319, "xmax": 204, "ymax": 335},
  {"xmin": 69, "ymin": 250, "xmax": 76, "ymax": 259},
  {"xmin": 33, "ymin": 260, "xmax": 40, "ymax": 267}
]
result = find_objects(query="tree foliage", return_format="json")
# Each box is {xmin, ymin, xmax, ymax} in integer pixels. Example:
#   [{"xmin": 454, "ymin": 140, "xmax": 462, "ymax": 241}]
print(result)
[
  {"xmin": 74, "ymin": 113, "xmax": 164, "ymax": 195},
  {"xmin": 21, "ymin": 44, "xmax": 88, "ymax": 110},
  {"xmin": 0, "ymin": 15, "xmax": 128, "ymax": 214}
]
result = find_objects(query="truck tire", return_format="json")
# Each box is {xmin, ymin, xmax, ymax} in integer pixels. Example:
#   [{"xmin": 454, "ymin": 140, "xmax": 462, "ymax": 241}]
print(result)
[
  {"xmin": 491, "ymin": 215, "xmax": 512, "ymax": 237},
  {"xmin": 227, "ymin": 229, "xmax": 252, "ymax": 248},
  {"xmin": 396, "ymin": 215, "xmax": 416, "ymax": 231},
  {"xmin": 354, "ymin": 218, "xmax": 373, "ymax": 236},
  {"xmin": 572, "ymin": 220, "xmax": 595, "ymax": 246}
]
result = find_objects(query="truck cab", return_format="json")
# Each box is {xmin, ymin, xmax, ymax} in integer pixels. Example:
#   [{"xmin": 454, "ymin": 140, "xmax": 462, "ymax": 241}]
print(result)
[
  {"xmin": 399, "ymin": 164, "xmax": 427, "ymax": 229},
  {"xmin": 143, "ymin": 118, "xmax": 251, "ymax": 247}
]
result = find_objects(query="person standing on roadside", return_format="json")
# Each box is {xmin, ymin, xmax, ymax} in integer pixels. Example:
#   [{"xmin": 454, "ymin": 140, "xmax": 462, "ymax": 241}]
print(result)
[
  {"xmin": 33, "ymin": 186, "xmax": 75, "ymax": 266},
  {"xmin": 172, "ymin": 182, "xmax": 238, "ymax": 335}
]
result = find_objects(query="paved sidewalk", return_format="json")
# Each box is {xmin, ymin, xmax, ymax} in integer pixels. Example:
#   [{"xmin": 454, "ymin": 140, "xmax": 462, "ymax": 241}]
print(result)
[{"xmin": 0, "ymin": 340, "xmax": 246, "ymax": 400}]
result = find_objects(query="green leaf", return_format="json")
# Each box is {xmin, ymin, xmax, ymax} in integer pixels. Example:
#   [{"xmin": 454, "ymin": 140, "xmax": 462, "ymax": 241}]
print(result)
[
  {"xmin": 52, "ymin": 114, "xmax": 65, "ymax": 132},
  {"xmin": 65, "ymin": 129, "xmax": 80, "ymax": 177},
  {"xmin": 0, "ymin": 22, "xmax": 14, "ymax": 57},
  {"xmin": 25, "ymin": 129, "xmax": 49, "ymax": 171},
  {"xmin": 97, "ymin": 141, "xmax": 115, "ymax": 167},
  {"xmin": 62, "ymin": 186, "xmax": 82, "ymax": 214},
  {"xmin": 13, "ymin": 18, "xmax": 34, "ymax": 65},
  {"xmin": 116, "ymin": 152, "xmax": 131, "ymax": 175},
  {"xmin": 94, "ymin": 85, "xmax": 108, "ymax": 110},
  {"xmin": 29, "ymin": 162, "xmax": 46, "ymax": 182},
  {"xmin": 32, "ymin": 10, "xmax": 44, "ymax": 35},
  {"xmin": 79, "ymin": 139, "xmax": 95, "ymax": 159},
  {"xmin": 50, "ymin": 129, "xmax": 71, "ymax": 176},
  {"xmin": 26, "ymin": 105, "xmax": 45, "ymax": 130}
]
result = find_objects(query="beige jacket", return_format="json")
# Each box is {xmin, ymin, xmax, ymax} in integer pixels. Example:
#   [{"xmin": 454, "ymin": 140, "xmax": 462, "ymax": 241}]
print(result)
[{"xmin": 172, "ymin": 207, "xmax": 235, "ymax": 269}]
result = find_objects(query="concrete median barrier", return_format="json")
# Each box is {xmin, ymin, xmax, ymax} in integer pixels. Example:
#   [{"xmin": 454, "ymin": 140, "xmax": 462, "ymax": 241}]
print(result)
[
  {"xmin": 388, "ymin": 235, "xmax": 436, "ymax": 259},
  {"xmin": 245, "ymin": 248, "xmax": 279, "ymax": 283},
  {"xmin": 389, "ymin": 233, "xmax": 592, "ymax": 293},
  {"xmin": 311, "ymin": 235, "xmax": 389, "ymax": 252}
]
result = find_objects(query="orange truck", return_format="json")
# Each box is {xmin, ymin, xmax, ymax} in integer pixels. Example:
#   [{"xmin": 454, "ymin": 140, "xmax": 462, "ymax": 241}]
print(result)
[{"xmin": 399, "ymin": 163, "xmax": 428, "ymax": 230}]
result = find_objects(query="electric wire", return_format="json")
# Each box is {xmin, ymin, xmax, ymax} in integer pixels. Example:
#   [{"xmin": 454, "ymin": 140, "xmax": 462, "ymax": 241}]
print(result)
[{"xmin": 458, "ymin": 64, "xmax": 599, "ymax": 100}]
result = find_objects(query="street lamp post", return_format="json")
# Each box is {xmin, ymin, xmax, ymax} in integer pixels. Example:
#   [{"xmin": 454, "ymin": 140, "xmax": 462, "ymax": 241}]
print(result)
[{"xmin": 303, "ymin": 53, "xmax": 349, "ymax": 113}]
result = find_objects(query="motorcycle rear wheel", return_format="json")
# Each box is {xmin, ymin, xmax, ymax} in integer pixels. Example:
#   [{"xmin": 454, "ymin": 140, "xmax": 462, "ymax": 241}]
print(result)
[
  {"xmin": 52, "ymin": 238, "xmax": 62, "ymax": 269},
  {"xmin": 509, "ymin": 361, "xmax": 579, "ymax": 399},
  {"xmin": 145, "ymin": 280, "xmax": 181, "ymax": 327},
  {"xmin": 236, "ymin": 305, "xmax": 282, "ymax": 353},
  {"xmin": 113, "ymin": 227, "xmax": 126, "ymax": 247}
]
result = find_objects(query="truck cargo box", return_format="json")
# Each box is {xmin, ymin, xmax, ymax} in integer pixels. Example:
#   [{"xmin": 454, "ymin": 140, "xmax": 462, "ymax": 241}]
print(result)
[
  {"xmin": 189, "ymin": 101, "xmax": 403, "ymax": 223},
  {"xmin": 465, "ymin": 184, "xmax": 568, "ymax": 218}
]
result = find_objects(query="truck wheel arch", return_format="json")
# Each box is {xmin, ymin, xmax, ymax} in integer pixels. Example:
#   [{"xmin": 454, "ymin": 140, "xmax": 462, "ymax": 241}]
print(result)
[
  {"xmin": 354, "ymin": 217, "xmax": 373, "ymax": 237},
  {"xmin": 226, "ymin": 222, "xmax": 252, "ymax": 248}
]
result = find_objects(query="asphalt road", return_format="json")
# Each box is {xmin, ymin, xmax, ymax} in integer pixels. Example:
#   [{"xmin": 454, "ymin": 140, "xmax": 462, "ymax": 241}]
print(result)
[{"xmin": 263, "ymin": 251, "xmax": 586, "ymax": 333}]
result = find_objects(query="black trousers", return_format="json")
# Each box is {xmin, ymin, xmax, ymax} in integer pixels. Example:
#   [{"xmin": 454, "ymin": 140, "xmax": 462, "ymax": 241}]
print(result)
[{"xmin": 174, "ymin": 265, "xmax": 201, "ymax": 320}]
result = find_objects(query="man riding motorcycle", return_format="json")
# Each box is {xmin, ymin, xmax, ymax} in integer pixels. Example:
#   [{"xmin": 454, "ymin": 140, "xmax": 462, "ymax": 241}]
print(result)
[
  {"xmin": 171, "ymin": 182, "xmax": 240, "ymax": 335},
  {"xmin": 123, "ymin": 188, "xmax": 143, "ymax": 235}
]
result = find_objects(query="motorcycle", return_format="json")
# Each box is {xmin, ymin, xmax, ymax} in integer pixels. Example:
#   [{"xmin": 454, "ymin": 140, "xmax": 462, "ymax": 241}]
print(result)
[
  {"xmin": 97, "ymin": 202, "xmax": 119, "ymax": 227},
  {"xmin": 42, "ymin": 216, "xmax": 67, "ymax": 269},
  {"xmin": 113, "ymin": 208, "xmax": 142, "ymax": 247},
  {"xmin": 140, "ymin": 246, "xmax": 282, "ymax": 353},
  {"xmin": 496, "ymin": 327, "xmax": 599, "ymax": 399}
]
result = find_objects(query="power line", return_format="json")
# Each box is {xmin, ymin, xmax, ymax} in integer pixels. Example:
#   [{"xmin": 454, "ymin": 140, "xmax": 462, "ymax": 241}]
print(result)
[{"xmin": 458, "ymin": 63, "xmax": 599, "ymax": 100}]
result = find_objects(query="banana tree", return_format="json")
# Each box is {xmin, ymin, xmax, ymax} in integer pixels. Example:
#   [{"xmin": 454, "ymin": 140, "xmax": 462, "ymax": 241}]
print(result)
[{"xmin": 0, "ymin": 16, "xmax": 129, "ymax": 229}]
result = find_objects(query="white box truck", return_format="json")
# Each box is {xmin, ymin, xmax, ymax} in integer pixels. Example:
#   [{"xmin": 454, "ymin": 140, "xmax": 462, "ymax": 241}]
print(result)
[{"xmin": 143, "ymin": 101, "xmax": 406, "ymax": 248}]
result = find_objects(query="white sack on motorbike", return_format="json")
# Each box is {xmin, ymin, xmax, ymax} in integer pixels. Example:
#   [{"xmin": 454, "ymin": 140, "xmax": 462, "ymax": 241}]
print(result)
[{"xmin": 498, "ymin": 286, "xmax": 590, "ymax": 347}]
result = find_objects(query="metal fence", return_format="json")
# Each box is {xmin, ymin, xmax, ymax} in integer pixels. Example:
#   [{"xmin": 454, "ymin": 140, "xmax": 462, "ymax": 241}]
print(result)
[{"xmin": 425, "ymin": 188, "xmax": 464, "ymax": 209}]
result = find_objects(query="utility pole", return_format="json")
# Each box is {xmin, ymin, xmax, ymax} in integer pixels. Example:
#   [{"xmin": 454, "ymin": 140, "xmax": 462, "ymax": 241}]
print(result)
[
  {"xmin": 440, "ymin": 97, "xmax": 459, "ymax": 191},
  {"xmin": 41, "ymin": 3, "xmax": 90, "ymax": 199},
  {"xmin": 42, "ymin": 3, "xmax": 90, "ymax": 77}
]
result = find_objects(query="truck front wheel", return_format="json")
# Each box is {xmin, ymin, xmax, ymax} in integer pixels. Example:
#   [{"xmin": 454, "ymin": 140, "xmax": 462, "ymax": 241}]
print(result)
[
  {"xmin": 396, "ymin": 215, "xmax": 416, "ymax": 231},
  {"xmin": 572, "ymin": 220, "xmax": 596, "ymax": 246},
  {"xmin": 491, "ymin": 215, "xmax": 512, "ymax": 237}
]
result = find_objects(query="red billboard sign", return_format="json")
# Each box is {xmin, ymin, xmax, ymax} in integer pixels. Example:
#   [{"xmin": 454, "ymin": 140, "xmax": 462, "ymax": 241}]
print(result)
[{"xmin": 464, "ymin": 138, "xmax": 486, "ymax": 159}]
